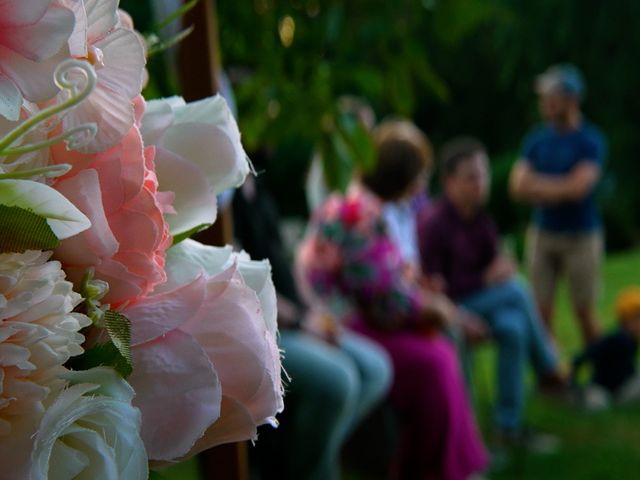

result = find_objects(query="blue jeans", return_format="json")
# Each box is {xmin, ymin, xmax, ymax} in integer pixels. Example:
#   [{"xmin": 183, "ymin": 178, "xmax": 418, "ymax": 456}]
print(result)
[
  {"xmin": 460, "ymin": 278, "xmax": 557, "ymax": 431},
  {"xmin": 254, "ymin": 329, "xmax": 392, "ymax": 480}
]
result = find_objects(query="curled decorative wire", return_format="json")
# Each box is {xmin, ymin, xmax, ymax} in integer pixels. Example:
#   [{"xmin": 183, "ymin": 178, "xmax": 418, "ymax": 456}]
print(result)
[
  {"xmin": 0, "ymin": 59, "xmax": 98, "ymax": 156},
  {"xmin": 54, "ymin": 58, "xmax": 96, "ymax": 100},
  {"xmin": 64, "ymin": 124, "xmax": 99, "ymax": 151}
]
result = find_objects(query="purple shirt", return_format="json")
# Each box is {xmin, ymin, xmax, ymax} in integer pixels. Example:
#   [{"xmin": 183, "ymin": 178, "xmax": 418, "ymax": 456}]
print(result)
[{"xmin": 419, "ymin": 199, "xmax": 498, "ymax": 300}]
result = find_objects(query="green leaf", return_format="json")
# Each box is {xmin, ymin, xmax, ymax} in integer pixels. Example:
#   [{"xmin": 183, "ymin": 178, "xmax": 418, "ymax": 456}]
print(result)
[
  {"xmin": 104, "ymin": 310, "xmax": 132, "ymax": 369},
  {"xmin": 67, "ymin": 311, "xmax": 133, "ymax": 378},
  {"xmin": 0, "ymin": 179, "xmax": 90, "ymax": 240},
  {"xmin": 153, "ymin": 0, "xmax": 200, "ymax": 31},
  {"xmin": 146, "ymin": 26, "xmax": 194, "ymax": 58},
  {"xmin": 0, "ymin": 205, "xmax": 59, "ymax": 253},
  {"xmin": 171, "ymin": 223, "xmax": 212, "ymax": 245},
  {"xmin": 411, "ymin": 50, "xmax": 449, "ymax": 102},
  {"xmin": 335, "ymin": 112, "xmax": 376, "ymax": 174},
  {"xmin": 66, "ymin": 341, "xmax": 133, "ymax": 378}
]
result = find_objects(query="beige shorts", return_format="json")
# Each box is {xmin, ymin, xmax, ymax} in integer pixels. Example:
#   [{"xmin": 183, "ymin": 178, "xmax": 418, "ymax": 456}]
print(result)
[{"xmin": 526, "ymin": 227, "xmax": 603, "ymax": 309}]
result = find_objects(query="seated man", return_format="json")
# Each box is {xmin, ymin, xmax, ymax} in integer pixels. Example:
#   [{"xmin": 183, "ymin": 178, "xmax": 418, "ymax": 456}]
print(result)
[{"xmin": 419, "ymin": 137, "xmax": 562, "ymax": 443}]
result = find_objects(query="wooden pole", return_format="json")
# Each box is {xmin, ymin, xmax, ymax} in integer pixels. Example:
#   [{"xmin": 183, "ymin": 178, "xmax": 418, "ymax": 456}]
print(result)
[
  {"xmin": 177, "ymin": 1, "xmax": 246, "ymax": 479},
  {"xmin": 178, "ymin": 0, "xmax": 220, "ymax": 101}
]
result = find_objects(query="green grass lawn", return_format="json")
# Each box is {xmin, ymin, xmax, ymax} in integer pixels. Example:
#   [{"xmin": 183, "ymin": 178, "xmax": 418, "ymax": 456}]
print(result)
[
  {"xmin": 476, "ymin": 248, "xmax": 640, "ymax": 479},
  {"xmin": 160, "ymin": 248, "xmax": 640, "ymax": 480}
]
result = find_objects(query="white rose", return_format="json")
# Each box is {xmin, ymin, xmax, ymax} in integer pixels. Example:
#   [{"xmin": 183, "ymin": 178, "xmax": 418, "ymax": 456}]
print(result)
[
  {"xmin": 0, "ymin": 251, "xmax": 91, "ymax": 479},
  {"xmin": 124, "ymin": 239, "xmax": 283, "ymax": 461},
  {"xmin": 31, "ymin": 367, "xmax": 148, "ymax": 480},
  {"xmin": 162, "ymin": 239, "xmax": 277, "ymax": 336},
  {"xmin": 140, "ymin": 95, "xmax": 250, "ymax": 237}
]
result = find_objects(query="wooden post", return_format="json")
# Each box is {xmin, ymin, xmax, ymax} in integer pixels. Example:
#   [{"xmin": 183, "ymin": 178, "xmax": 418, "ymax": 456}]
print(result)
[
  {"xmin": 177, "ymin": 1, "xmax": 247, "ymax": 479},
  {"xmin": 177, "ymin": 0, "xmax": 234, "ymax": 248},
  {"xmin": 178, "ymin": 0, "xmax": 220, "ymax": 101}
]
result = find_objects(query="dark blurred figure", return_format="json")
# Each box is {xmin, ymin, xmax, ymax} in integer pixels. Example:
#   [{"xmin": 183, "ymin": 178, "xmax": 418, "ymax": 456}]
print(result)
[
  {"xmin": 234, "ymin": 150, "xmax": 392, "ymax": 480},
  {"xmin": 510, "ymin": 64, "xmax": 607, "ymax": 346},
  {"xmin": 572, "ymin": 287, "xmax": 640, "ymax": 410}
]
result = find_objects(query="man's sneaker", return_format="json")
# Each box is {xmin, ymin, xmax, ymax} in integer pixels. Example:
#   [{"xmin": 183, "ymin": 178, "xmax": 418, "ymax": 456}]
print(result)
[{"xmin": 538, "ymin": 370, "xmax": 571, "ymax": 401}]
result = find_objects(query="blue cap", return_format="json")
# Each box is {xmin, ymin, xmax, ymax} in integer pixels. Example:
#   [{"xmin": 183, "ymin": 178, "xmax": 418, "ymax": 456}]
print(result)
[{"xmin": 535, "ymin": 63, "xmax": 585, "ymax": 100}]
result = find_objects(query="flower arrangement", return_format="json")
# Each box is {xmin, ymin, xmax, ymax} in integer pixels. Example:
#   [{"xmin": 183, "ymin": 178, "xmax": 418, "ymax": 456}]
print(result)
[{"xmin": 0, "ymin": 1, "xmax": 283, "ymax": 478}]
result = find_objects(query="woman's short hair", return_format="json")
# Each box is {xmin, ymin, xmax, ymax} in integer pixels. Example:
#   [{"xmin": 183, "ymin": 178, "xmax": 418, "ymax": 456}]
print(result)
[{"xmin": 362, "ymin": 119, "xmax": 433, "ymax": 201}]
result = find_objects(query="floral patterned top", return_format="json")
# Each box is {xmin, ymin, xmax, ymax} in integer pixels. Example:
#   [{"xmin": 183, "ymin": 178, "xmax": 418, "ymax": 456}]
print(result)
[{"xmin": 297, "ymin": 184, "xmax": 424, "ymax": 331}]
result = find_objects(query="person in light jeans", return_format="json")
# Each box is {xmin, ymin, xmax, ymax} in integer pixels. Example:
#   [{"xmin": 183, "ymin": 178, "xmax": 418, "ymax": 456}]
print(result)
[
  {"xmin": 420, "ymin": 137, "xmax": 563, "ymax": 441},
  {"xmin": 233, "ymin": 156, "xmax": 392, "ymax": 480}
]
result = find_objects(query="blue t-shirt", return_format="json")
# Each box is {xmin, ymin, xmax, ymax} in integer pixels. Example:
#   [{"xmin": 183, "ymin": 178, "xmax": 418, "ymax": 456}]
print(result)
[{"xmin": 521, "ymin": 122, "xmax": 606, "ymax": 233}]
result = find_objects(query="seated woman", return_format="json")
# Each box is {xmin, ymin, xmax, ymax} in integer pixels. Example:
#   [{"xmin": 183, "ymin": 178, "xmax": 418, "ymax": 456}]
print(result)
[
  {"xmin": 233, "ymin": 151, "xmax": 392, "ymax": 480},
  {"xmin": 297, "ymin": 120, "xmax": 488, "ymax": 480}
]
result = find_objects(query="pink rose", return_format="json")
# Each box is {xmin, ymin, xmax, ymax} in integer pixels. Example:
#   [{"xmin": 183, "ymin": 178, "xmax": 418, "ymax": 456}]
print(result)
[
  {"xmin": 59, "ymin": 0, "xmax": 146, "ymax": 152},
  {"xmin": 123, "ymin": 240, "xmax": 283, "ymax": 462},
  {"xmin": 51, "ymin": 125, "xmax": 173, "ymax": 307},
  {"xmin": 0, "ymin": 0, "xmax": 75, "ymax": 121}
]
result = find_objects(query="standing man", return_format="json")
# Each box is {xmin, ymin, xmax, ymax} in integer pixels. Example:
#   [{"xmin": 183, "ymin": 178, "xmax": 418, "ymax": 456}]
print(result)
[{"xmin": 510, "ymin": 64, "xmax": 606, "ymax": 346}]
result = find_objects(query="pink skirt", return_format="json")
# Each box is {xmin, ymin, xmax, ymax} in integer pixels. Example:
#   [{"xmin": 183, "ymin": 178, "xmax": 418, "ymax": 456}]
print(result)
[{"xmin": 352, "ymin": 320, "xmax": 489, "ymax": 480}]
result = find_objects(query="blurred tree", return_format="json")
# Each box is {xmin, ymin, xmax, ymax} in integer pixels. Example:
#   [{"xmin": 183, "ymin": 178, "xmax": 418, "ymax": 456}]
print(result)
[
  {"xmin": 215, "ymin": 0, "xmax": 502, "ymax": 216},
  {"xmin": 123, "ymin": 0, "xmax": 640, "ymax": 249}
]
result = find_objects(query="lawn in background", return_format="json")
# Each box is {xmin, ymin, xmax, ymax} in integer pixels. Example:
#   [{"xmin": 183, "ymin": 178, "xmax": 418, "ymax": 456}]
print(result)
[{"xmin": 478, "ymin": 248, "xmax": 640, "ymax": 479}]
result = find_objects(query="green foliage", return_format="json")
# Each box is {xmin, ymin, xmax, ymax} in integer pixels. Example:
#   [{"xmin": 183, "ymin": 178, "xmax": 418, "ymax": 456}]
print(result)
[
  {"xmin": 104, "ymin": 310, "xmax": 133, "ymax": 372},
  {"xmin": 152, "ymin": 0, "xmax": 200, "ymax": 31},
  {"xmin": 171, "ymin": 223, "xmax": 212, "ymax": 246},
  {"xmin": 214, "ymin": 0, "xmax": 503, "ymax": 214},
  {"xmin": 316, "ymin": 105, "xmax": 376, "ymax": 192},
  {"xmin": 217, "ymin": 1, "xmax": 500, "ymax": 151},
  {"xmin": 0, "ymin": 179, "xmax": 90, "ymax": 240},
  {"xmin": 67, "ymin": 341, "xmax": 133, "ymax": 379},
  {"xmin": 0, "ymin": 205, "xmax": 59, "ymax": 253},
  {"xmin": 67, "ymin": 311, "xmax": 133, "ymax": 378}
]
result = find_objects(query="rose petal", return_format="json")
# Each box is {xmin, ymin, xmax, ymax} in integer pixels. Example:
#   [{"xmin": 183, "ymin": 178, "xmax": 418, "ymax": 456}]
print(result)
[
  {"xmin": 0, "ymin": 5, "xmax": 74, "ymax": 61},
  {"xmin": 0, "ymin": 44, "xmax": 67, "ymax": 102},
  {"xmin": 0, "ymin": 73, "xmax": 21, "ymax": 121},
  {"xmin": 96, "ymin": 27, "xmax": 145, "ymax": 100},
  {"xmin": 63, "ymin": 81, "xmax": 134, "ymax": 153},
  {"xmin": 0, "ymin": 0, "xmax": 50, "ymax": 27},
  {"xmin": 183, "ymin": 269, "xmax": 275, "ymax": 412},
  {"xmin": 54, "ymin": 169, "xmax": 119, "ymax": 264},
  {"xmin": 154, "ymin": 147, "xmax": 217, "ymax": 237},
  {"xmin": 162, "ymin": 122, "xmax": 248, "ymax": 195},
  {"xmin": 64, "ymin": 0, "xmax": 88, "ymax": 57},
  {"xmin": 129, "ymin": 330, "xmax": 222, "ymax": 461},
  {"xmin": 83, "ymin": 0, "xmax": 119, "ymax": 41},
  {"xmin": 139, "ymin": 99, "xmax": 175, "ymax": 146},
  {"xmin": 182, "ymin": 397, "xmax": 256, "ymax": 455},
  {"xmin": 126, "ymin": 275, "xmax": 207, "ymax": 346}
]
